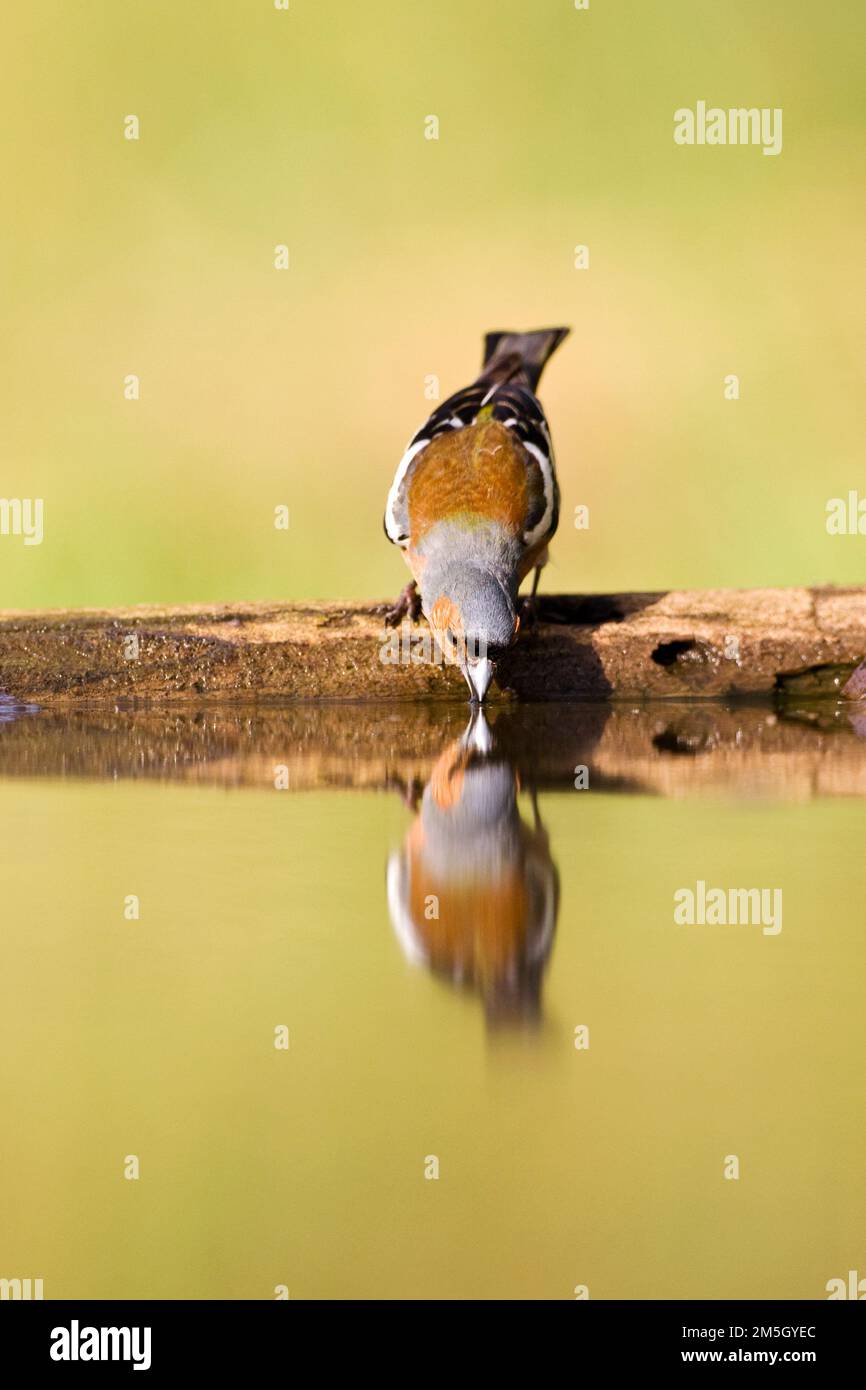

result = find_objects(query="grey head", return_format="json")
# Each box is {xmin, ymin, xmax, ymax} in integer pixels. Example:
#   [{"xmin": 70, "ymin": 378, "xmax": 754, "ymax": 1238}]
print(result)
[{"xmin": 420, "ymin": 557, "xmax": 519, "ymax": 702}]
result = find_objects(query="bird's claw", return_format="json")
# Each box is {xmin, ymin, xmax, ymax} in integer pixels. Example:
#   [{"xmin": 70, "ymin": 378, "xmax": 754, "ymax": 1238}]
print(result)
[
  {"xmin": 380, "ymin": 581, "xmax": 422, "ymax": 628},
  {"xmin": 842, "ymin": 657, "xmax": 866, "ymax": 700},
  {"xmin": 519, "ymin": 593, "xmax": 539, "ymax": 632}
]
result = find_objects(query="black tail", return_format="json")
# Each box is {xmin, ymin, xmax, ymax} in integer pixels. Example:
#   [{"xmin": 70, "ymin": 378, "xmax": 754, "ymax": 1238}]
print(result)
[{"xmin": 479, "ymin": 327, "xmax": 570, "ymax": 394}]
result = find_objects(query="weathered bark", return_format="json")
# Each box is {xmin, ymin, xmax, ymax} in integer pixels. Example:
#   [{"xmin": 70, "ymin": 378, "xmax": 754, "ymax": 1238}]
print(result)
[{"xmin": 0, "ymin": 586, "xmax": 864, "ymax": 705}]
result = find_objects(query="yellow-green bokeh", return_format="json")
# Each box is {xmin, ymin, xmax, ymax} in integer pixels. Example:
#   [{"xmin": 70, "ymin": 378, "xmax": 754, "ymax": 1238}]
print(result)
[
  {"xmin": 1, "ymin": 777, "xmax": 863, "ymax": 1299},
  {"xmin": 1, "ymin": 0, "xmax": 864, "ymax": 609}
]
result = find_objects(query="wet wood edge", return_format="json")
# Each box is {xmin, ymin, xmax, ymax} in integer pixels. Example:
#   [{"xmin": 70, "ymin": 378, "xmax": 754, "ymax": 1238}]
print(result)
[{"xmin": 0, "ymin": 586, "xmax": 865, "ymax": 705}]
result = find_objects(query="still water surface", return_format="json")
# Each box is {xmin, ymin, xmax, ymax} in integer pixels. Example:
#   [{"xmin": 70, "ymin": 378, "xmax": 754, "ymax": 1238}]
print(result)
[{"xmin": 1, "ymin": 701, "xmax": 863, "ymax": 1299}]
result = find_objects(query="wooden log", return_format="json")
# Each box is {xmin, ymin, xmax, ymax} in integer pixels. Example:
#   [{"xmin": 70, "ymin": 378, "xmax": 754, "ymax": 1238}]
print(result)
[{"xmin": 0, "ymin": 586, "xmax": 864, "ymax": 705}]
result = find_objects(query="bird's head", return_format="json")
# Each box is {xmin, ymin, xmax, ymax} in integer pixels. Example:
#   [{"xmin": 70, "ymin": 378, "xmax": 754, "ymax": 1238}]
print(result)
[{"xmin": 424, "ymin": 563, "xmax": 520, "ymax": 702}]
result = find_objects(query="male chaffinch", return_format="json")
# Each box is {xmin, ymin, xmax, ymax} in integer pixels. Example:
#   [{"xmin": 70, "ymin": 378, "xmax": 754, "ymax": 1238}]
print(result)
[{"xmin": 383, "ymin": 327, "xmax": 570, "ymax": 701}]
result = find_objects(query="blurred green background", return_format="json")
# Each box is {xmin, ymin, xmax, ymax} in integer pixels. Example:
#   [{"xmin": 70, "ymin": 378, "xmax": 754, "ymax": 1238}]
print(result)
[
  {"xmin": 1, "ymin": 0, "xmax": 863, "ymax": 610},
  {"xmin": 2, "ymin": 773, "xmax": 863, "ymax": 1298}
]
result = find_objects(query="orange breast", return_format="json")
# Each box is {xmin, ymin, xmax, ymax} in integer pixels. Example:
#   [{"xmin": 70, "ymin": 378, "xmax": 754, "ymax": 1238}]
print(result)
[
  {"xmin": 407, "ymin": 420, "xmax": 535, "ymax": 543},
  {"xmin": 407, "ymin": 855, "xmax": 530, "ymax": 983}
]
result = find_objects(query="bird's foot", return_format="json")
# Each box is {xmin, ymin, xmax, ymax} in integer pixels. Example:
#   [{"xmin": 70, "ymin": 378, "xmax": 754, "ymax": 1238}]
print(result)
[
  {"xmin": 386, "ymin": 772, "xmax": 422, "ymax": 811},
  {"xmin": 380, "ymin": 581, "xmax": 422, "ymax": 628},
  {"xmin": 842, "ymin": 657, "xmax": 866, "ymax": 700},
  {"xmin": 519, "ymin": 593, "xmax": 540, "ymax": 632}
]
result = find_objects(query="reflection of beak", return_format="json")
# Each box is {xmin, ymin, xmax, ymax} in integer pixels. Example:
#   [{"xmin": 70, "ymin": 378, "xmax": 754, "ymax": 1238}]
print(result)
[
  {"xmin": 465, "ymin": 657, "xmax": 495, "ymax": 703},
  {"xmin": 462, "ymin": 707, "xmax": 493, "ymax": 754}
]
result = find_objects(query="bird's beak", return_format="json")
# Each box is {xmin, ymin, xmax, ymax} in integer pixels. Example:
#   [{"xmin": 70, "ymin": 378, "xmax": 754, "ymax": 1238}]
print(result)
[{"xmin": 465, "ymin": 657, "xmax": 495, "ymax": 703}]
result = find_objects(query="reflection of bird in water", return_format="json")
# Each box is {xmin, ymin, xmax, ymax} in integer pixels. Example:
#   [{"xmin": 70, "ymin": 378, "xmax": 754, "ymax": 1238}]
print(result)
[{"xmin": 387, "ymin": 713, "xmax": 559, "ymax": 1027}]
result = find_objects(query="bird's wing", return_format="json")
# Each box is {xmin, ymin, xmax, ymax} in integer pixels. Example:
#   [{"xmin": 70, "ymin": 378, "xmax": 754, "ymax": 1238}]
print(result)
[{"xmin": 384, "ymin": 382, "xmax": 558, "ymax": 550}]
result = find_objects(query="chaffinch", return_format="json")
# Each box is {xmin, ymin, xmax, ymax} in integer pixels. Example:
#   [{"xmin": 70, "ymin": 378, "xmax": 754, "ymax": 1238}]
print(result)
[
  {"xmin": 383, "ymin": 327, "xmax": 570, "ymax": 700},
  {"xmin": 386, "ymin": 712, "xmax": 559, "ymax": 1026}
]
